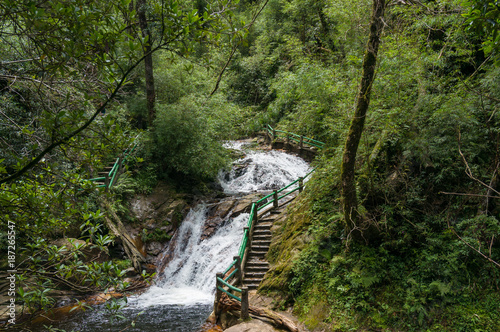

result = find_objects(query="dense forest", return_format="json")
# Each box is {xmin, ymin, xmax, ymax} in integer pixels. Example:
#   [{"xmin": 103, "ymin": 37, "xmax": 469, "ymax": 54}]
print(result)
[{"xmin": 1, "ymin": 0, "xmax": 499, "ymax": 331}]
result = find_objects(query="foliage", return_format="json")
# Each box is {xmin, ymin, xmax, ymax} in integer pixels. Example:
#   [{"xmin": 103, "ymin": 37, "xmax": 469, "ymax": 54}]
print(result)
[
  {"xmin": 239, "ymin": 0, "xmax": 500, "ymax": 330},
  {"xmin": 151, "ymin": 97, "xmax": 231, "ymax": 180},
  {"xmin": 0, "ymin": 0, "xmax": 246, "ymax": 318},
  {"xmin": 463, "ymin": 0, "xmax": 500, "ymax": 61}
]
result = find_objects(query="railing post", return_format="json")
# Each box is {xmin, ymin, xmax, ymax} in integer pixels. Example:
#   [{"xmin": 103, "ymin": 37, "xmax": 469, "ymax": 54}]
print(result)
[
  {"xmin": 286, "ymin": 134, "xmax": 290, "ymax": 148},
  {"xmin": 272, "ymin": 128, "xmax": 276, "ymax": 140},
  {"xmin": 244, "ymin": 226, "xmax": 251, "ymax": 253},
  {"xmin": 115, "ymin": 157, "xmax": 122, "ymax": 184},
  {"xmin": 104, "ymin": 173, "xmax": 109, "ymax": 191},
  {"xmin": 241, "ymin": 287, "xmax": 249, "ymax": 320},
  {"xmin": 215, "ymin": 272, "xmax": 223, "ymax": 317},
  {"xmin": 273, "ymin": 190, "xmax": 278, "ymax": 209},
  {"xmin": 234, "ymin": 255, "xmax": 242, "ymax": 285},
  {"xmin": 300, "ymin": 135, "xmax": 304, "ymax": 149},
  {"xmin": 299, "ymin": 177, "xmax": 304, "ymax": 193}
]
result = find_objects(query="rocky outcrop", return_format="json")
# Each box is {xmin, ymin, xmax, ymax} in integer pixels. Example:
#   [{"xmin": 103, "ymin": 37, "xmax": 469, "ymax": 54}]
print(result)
[
  {"xmin": 224, "ymin": 319, "xmax": 282, "ymax": 332},
  {"xmin": 129, "ymin": 183, "xmax": 191, "ymax": 264}
]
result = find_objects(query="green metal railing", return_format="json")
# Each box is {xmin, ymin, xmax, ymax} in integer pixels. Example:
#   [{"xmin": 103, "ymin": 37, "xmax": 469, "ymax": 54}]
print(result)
[
  {"xmin": 264, "ymin": 124, "xmax": 325, "ymax": 149},
  {"xmin": 87, "ymin": 134, "xmax": 141, "ymax": 190},
  {"xmin": 214, "ymin": 166, "xmax": 316, "ymax": 319}
]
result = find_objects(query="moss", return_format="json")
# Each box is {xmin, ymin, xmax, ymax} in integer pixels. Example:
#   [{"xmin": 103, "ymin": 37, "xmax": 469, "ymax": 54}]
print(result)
[{"xmin": 260, "ymin": 196, "xmax": 314, "ymax": 299}]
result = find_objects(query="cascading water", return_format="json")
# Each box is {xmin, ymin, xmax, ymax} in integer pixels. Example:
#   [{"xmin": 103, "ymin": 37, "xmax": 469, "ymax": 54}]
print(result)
[
  {"xmin": 42, "ymin": 141, "xmax": 311, "ymax": 331},
  {"xmin": 134, "ymin": 209, "xmax": 249, "ymax": 306}
]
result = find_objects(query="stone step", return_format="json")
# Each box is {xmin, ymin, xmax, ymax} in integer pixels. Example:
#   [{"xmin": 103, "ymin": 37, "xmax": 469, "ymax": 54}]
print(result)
[
  {"xmin": 245, "ymin": 258, "xmax": 269, "ymax": 264},
  {"xmin": 244, "ymin": 283, "xmax": 260, "ymax": 290},
  {"xmin": 244, "ymin": 271, "xmax": 266, "ymax": 278},
  {"xmin": 254, "ymin": 222, "xmax": 272, "ymax": 229},
  {"xmin": 252, "ymin": 240, "xmax": 271, "ymax": 246},
  {"xmin": 244, "ymin": 277, "xmax": 263, "ymax": 283},
  {"xmin": 253, "ymin": 229, "xmax": 271, "ymax": 236},
  {"xmin": 252, "ymin": 236, "xmax": 272, "ymax": 242},
  {"xmin": 248, "ymin": 251, "xmax": 267, "ymax": 257},
  {"xmin": 245, "ymin": 265, "xmax": 269, "ymax": 272},
  {"xmin": 251, "ymin": 245, "xmax": 269, "ymax": 251}
]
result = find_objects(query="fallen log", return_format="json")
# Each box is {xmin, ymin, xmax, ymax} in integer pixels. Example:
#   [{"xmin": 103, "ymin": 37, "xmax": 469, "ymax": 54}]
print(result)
[
  {"xmin": 218, "ymin": 294, "xmax": 299, "ymax": 332},
  {"xmin": 101, "ymin": 199, "xmax": 146, "ymax": 272}
]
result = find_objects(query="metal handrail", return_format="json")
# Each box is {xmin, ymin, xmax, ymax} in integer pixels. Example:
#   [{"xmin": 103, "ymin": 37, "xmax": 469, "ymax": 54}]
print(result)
[
  {"xmin": 264, "ymin": 124, "xmax": 325, "ymax": 149},
  {"xmin": 86, "ymin": 133, "xmax": 141, "ymax": 189},
  {"xmin": 216, "ymin": 168, "xmax": 315, "ymax": 308}
]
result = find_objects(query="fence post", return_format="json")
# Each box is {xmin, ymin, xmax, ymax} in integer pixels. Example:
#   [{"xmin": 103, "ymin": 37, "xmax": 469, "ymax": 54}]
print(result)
[
  {"xmin": 273, "ymin": 190, "xmax": 278, "ymax": 209},
  {"xmin": 115, "ymin": 157, "xmax": 122, "ymax": 184},
  {"xmin": 286, "ymin": 134, "xmax": 290, "ymax": 149},
  {"xmin": 215, "ymin": 272, "xmax": 223, "ymax": 316},
  {"xmin": 104, "ymin": 173, "xmax": 109, "ymax": 191},
  {"xmin": 299, "ymin": 177, "xmax": 304, "ymax": 193},
  {"xmin": 244, "ymin": 226, "xmax": 251, "ymax": 253},
  {"xmin": 234, "ymin": 255, "xmax": 242, "ymax": 285},
  {"xmin": 241, "ymin": 287, "xmax": 249, "ymax": 320},
  {"xmin": 300, "ymin": 135, "xmax": 304, "ymax": 149},
  {"xmin": 272, "ymin": 128, "xmax": 276, "ymax": 140}
]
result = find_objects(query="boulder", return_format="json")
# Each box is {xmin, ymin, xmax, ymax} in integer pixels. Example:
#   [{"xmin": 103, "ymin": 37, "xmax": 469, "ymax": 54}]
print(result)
[{"xmin": 224, "ymin": 319, "xmax": 282, "ymax": 332}]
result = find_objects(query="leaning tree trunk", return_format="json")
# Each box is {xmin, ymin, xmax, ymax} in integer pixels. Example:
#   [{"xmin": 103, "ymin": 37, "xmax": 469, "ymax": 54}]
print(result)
[
  {"xmin": 340, "ymin": 0, "xmax": 386, "ymax": 240},
  {"xmin": 101, "ymin": 199, "xmax": 146, "ymax": 272},
  {"xmin": 137, "ymin": 0, "xmax": 156, "ymax": 126}
]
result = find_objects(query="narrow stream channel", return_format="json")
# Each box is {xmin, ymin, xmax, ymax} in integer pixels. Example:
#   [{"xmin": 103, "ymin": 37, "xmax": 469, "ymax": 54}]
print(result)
[{"xmin": 37, "ymin": 142, "xmax": 311, "ymax": 331}]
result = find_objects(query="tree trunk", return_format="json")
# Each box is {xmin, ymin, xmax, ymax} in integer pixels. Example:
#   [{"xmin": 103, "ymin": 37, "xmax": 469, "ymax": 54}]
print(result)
[
  {"xmin": 137, "ymin": 0, "xmax": 156, "ymax": 126},
  {"xmin": 101, "ymin": 199, "xmax": 146, "ymax": 272},
  {"xmin": 340, "ymin": 0, "xmax": 386, "ymax": 240}
]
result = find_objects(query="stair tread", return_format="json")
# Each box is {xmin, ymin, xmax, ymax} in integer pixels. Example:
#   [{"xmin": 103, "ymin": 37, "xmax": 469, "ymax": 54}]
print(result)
[
  {"xmin": 244, "ymin": 279, "xmax": 264, "ymax": 283},
  {"xmin": 253, "ymin": 230, "xmax": 271, "ymax": 234}
]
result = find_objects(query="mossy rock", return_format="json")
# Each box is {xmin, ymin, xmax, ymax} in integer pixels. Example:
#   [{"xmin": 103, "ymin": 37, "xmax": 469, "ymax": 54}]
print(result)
[{"xmin": 260, "ymin": 196, "xmax": 313, "ymax": 299}]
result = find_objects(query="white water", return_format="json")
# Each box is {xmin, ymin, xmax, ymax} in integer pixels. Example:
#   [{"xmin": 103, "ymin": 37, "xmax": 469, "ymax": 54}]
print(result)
[
  {"xmin": 132, "ymin": 144, "xmax": 311, "ymax": 308},
  {"xmin": 219, "ymin": 150, "xmax": 312, "ymax": 194},
  {"xmin": 134, "ymin": 209, "xmax": 248, "ymax": 306}
]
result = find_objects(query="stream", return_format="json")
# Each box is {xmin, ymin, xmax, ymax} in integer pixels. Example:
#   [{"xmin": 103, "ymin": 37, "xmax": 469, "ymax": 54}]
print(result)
[{"xmin": 35, "ymin": 142, "xmax": 311, "ymax": 331}]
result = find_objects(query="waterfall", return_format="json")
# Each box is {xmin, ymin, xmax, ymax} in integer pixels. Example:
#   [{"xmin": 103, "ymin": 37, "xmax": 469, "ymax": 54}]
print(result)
[
  {"xmin": 132, "ymin": 143, "xmax": 311, "ymax": 308},
  {"xmin": 134, "ymin": 209, "xmax": 249, "ymax": 306},
  {"xmin": 36, "ymin": 142, "xmax": 313, "ymax": 332}
]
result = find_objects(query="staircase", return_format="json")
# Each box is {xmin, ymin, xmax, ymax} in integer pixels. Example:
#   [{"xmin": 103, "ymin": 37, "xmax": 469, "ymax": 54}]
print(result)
[
  {"xmin": 94, "ymin": 160, "xmax": 117, "ymax": 187},
  {"xmin": 243, "ymin": 208, "xmax": 287, "ymax": 290}
]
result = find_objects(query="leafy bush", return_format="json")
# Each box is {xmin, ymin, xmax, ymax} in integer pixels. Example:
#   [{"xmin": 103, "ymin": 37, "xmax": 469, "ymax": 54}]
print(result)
[{"xmin": 152, "ymin": 97, "xmax": 230, "ymax": 180}]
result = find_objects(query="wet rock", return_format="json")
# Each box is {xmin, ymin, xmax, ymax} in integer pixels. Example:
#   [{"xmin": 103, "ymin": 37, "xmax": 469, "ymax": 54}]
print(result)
[
  {"xmin": 232, "ymin": 193, "xmax": 262, "ymax": 216},
  {"xmin": 214, "ymin": 199, "xmax": 236, "ymax": 219},
  {"xmin": 123, "ymin": 267, "xmax": 137, "ymax": 277},
  {"xmin": 141, "ymin": 263, "xmax": 157, "ymax": 274},
  {"xmin": 146, "ymin": 241, "xmax": 163, "ymax": 256},
  {"xmin": 223, "ymin": 319, "xmax": 281, "ymax": 332}
]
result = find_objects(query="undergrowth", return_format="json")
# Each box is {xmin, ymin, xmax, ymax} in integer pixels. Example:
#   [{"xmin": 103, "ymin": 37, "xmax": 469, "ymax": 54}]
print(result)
[{"xmin": 277, "ymin": 181, "xmax": 500, "ymax": 331}]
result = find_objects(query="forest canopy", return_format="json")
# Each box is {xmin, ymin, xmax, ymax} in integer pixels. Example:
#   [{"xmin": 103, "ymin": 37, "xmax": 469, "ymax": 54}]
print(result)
[{"xmin": 1, "ymin": 0, "xmax": 500, "ymax": 330}]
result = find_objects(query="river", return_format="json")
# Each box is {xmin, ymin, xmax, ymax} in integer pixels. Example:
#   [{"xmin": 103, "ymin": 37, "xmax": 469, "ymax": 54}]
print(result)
[{"xmin": 35, "ymin": 142, "xmax": 311, "ymax": 331}]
